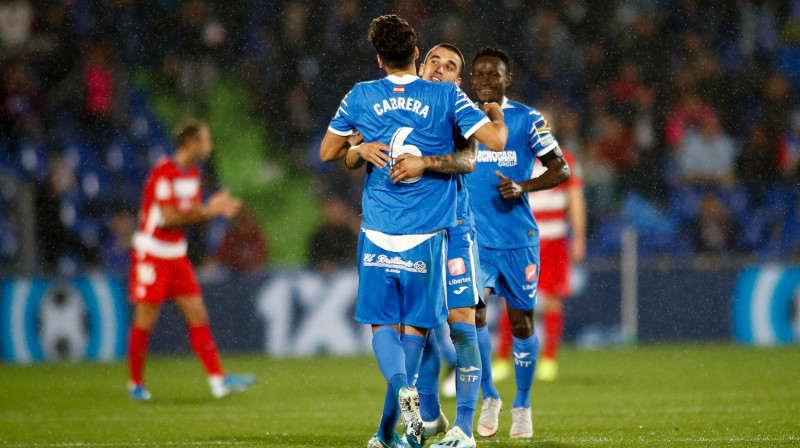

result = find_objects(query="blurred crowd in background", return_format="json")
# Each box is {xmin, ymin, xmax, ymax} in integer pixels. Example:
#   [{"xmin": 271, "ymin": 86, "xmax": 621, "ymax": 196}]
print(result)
[{"xmin": 1, "ymin": 0, "xmax": 800, "ymax": 276}]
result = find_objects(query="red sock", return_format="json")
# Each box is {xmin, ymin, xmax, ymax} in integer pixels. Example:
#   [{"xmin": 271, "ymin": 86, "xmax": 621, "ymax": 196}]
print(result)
[
  {"xmin": 543, "ymin": 309, "xmax": 564, "ymax": 360},
  {"xmin": 497, "ymin": 308, "xmax": 513, "ymax": 360},
  {"xmin": 128, "ymin": 326, "xmax": 151, "ymax": 385},
  {"xmin": 188, "ymin": 324, "xmax": 225, "ymax": 376}
]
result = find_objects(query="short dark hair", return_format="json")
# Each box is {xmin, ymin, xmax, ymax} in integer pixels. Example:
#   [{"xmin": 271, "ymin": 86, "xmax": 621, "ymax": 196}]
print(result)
[
  {"xmin": 472, "ymin": 47, "xmax": 512, "ymax": 75},
  {"xmin": 175, "ymin": 120, "xmax": 206, "ymax": 148},
  {"xmin": 368, "ymin": 14, "xmax": 417, "ymax": 69},
  {"xmin": 424, "ymin": 43, "xmax": 466, "ymax": 76}
]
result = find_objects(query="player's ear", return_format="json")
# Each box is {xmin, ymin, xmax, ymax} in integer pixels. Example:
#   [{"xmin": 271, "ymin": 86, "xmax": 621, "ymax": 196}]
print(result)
[
  {"xmin": 414, "ymin": 46, "xmax": 419, "ymax": 60},
  {"xmin": 418, "ymin": 63, "xmax": 424, "ymax": 77},
  {"xmin": 455, "ymin": 77, "xmax": 462, "ymax": 87},
  {"xmin": 376, "ymin": 54, "xmax": 384, "ymax": 69},
  {"xmin": 505, "ymin": 72, "xmax": 513, "ymax": 87}
]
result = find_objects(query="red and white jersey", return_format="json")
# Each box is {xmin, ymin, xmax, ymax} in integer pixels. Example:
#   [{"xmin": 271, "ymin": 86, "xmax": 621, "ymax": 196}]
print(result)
[
  {"xmin": 528, "ymin": 150, "xmax": 583, "ymax": 241},
  {"xmin": 132, "ymin": 156, "xmax": 201, "ymax": 259}
]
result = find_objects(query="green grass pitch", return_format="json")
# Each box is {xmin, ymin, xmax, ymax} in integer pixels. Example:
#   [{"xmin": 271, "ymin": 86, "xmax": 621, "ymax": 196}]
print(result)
[{"xmin": 1, "ymin": 344, "xmax": 798, "ymax": 447}]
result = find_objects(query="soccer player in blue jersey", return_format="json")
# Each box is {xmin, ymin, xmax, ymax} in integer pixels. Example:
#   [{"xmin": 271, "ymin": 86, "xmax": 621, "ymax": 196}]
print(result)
[
  {"xmin": 362, "ymin": 42, "xmax": 492, "ymax": 448},
  {"xmin": 465, "ymin": 47, "xmax": 571, "ymax": 439},
  {"xmin": 319, "ymin": 16, "xmax": 507, "ymax": 448}
]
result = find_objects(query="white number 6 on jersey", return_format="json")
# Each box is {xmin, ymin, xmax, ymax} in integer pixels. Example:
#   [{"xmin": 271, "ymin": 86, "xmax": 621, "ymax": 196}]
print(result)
[{"xmin": 390, "ymin": 127, "xmax": 422, "ymax": 184}]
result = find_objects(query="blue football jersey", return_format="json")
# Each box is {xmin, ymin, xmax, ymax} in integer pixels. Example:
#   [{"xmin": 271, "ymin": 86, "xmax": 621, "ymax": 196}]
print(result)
[
  {"xmin": 466, "ymin": 97, "xmax": 559, "ymax": 249},
  {"xmin": 455, "ymin": 173, "xmax": 473, "ymax": 230},
  {"xmin": 329, "ymin": 74, "xmax": 489, "ymax": 235},
  {"xmin": 453, "ymin": 130, "xmax": 474, "ymax": 232}
]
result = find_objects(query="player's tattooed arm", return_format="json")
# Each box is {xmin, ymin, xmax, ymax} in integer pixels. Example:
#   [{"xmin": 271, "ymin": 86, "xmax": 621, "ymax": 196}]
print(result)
[
  {"xmin": 423, "ymin": 137, "xmax": 478, "ymax": 174},
  {"xmin": 391, "ymin": 137, "xmax": 477, "ymax": 182}
]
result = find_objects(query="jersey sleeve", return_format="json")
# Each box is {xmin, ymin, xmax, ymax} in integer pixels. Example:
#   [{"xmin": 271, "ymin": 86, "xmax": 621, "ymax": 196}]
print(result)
[
  {"xmin": 451, "ymin": 85, "xmax": 490, "ymax": 140},
  {"xmin": 528, "ymin": 110, "xmax": 559, "ymax": 157},
  {"xmin": 328, "ymin": 88, "xmax": 357, "ymax": 136}
]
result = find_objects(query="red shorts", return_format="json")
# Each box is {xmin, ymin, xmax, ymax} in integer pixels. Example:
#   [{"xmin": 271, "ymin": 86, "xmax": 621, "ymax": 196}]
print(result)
[
  {"xmin": 538, "ymin": 238, "xmax": 572, "ymax": 299},
  {"xmin": 128, "ymin": 252, "xmax": 202, "ymax": 305}
]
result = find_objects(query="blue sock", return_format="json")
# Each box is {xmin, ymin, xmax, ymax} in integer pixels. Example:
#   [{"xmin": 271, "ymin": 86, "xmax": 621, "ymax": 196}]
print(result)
[
  {"xmin": 400, "ymin": 333, "xmax": 426, "ymax": 387},
  {"xmin": 376, "ymin": 333, "xmax": 426, "ymax": 438},
  {"xmin": 476, "ymin": 325, "xmax": 499, "ymax": 400},
  {"xmin": 434, "ymin": 323, "xmax": 458, "ymax": 369},
  {"xmin": 372, "ymin": 327, "xmax": 408, "ymax": 390},
  {"xmin": 373, "ymin": 327, "xmax": 409, "ymax": 440},
  {"xmin": 372, "ymin": 327, "xmax": 405, "ymax": 439},
  {"xmin": 378, "ymin": 385, "xmax": 400, "ymax": 440},
  {"xmin": 417, "ymin": 329, "xmax": 442, "ymax": 422},
  {"xmin": 450, "ymin": 322, "xmax": 481, "ymax": 438},
  {"xmin": 512, "ymin": 333, "xmax": 539, "ymax": 408}
]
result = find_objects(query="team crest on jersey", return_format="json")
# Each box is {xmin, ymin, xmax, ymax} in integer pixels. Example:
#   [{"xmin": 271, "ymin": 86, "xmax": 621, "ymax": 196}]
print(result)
[
  {"xmin": 448, "ymin": 258, "xmax": 466, "ymax": 276},
  {"xmin": 414, "ymin": 261, "xmax": 427, "ymax": 273},
  {"xmin": 525, "ymin": 264, "xmax": 538, "ymax": 282},
  {"xmin": 393, "ymin": 86, "xmax": 405, "ymax": 93},
  {"xmin": 553, "ymin": 145, "xmax": 563, "ymax": 157}
]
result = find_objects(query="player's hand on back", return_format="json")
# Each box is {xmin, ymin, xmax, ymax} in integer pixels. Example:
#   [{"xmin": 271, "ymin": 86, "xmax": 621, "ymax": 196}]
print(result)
[
  {"xmin": 496, "ymin": 171, "xmax": 524, "ymax": 199},
  {"xmin": 353, "ymin": 142, "xmax": 392, "ymax": 169},
  {"xmin": 206, "ymin": 189, "xmax": 243, "ymax": 219},
  {"xmin": 390, "ymin": 154, "xmax": 425, "ymax": 183}
]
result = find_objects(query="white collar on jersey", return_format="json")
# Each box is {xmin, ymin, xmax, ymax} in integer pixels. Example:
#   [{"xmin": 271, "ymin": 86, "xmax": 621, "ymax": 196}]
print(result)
[
  {"xmin": 501, "ymin": 96, "xmax": 514, "ymax": 109},
  {"xmin": 386, "ymin": 74, "xmax": 420, "ymax": 84}
]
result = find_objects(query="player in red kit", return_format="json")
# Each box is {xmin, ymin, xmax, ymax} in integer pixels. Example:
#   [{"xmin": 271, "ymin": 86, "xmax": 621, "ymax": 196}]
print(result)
[
  {"xmin": 528, "ymin": 148, "xmax": 585, "ymax": 381},
  {"xmin": 127, "ymin": 120, "xmax": 255, "ymax": 401}
]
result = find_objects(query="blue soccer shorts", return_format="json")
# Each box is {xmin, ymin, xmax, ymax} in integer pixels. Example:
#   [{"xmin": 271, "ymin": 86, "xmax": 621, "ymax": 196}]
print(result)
[
  {"xmin": 478, "ymin": 245, "xmax": 540, "ymax": 311},
  {"xmin": 355, "ymin": 228, "xmax": 448, "ymax": 329},
  {"xmin": 445, "ymin": 226, "xmax": 485, "ymax": 310}
]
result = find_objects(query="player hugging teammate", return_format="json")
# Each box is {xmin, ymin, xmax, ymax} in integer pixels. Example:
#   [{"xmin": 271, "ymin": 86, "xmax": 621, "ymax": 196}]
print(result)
[{"xmin": 320, "ymin": 13, "xmax": 571, "ymax": 448}]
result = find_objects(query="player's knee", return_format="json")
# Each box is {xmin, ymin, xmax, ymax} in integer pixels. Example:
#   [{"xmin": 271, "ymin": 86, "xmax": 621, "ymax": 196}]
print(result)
[
  {"xmin": 509, "ymin": 317, "xmax": 533, "ymax": 339},
  {"xmin": 133, "ymin": 305, "xmax": 159, "ymax": 330},
  {"xmin": 475, "ymin": 307, "xmax": 487, "ymax": 328},
  {"xmin": 447, "ymin": 306, "xmax": 475, "ymax": 325}
]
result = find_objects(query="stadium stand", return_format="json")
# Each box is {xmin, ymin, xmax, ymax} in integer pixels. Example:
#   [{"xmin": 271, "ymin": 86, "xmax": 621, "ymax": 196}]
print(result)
[{"xmin": 0, "ymin": 0, "xmax": 799, "ymax": 274}]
